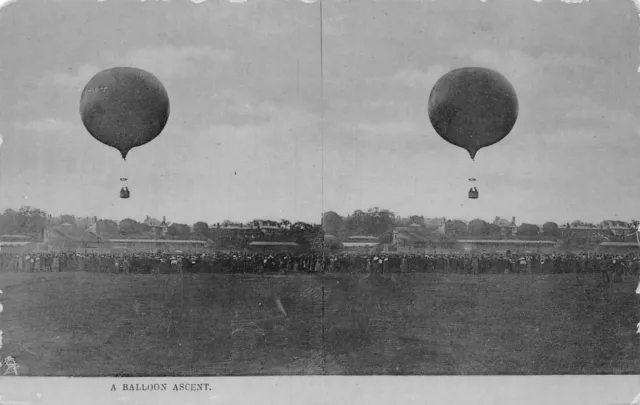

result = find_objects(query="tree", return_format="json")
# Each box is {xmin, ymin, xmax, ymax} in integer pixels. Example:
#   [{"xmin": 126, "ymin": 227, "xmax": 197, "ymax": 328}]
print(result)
[
  {"xmin": 168, "ymin": 223, "xmax": 191, "ymax": 238},
  {"xmin": 96, "ymin": 219, "xmax": 119, "ymax": 236},
  {"xmin": 291, "ymin": 221, "xmax": 314, "ymax": 232},
  {"xmin": 322, "ymin": 211, "xmax": 344, "ymax": 235},
  {"xmin": 136, "ymin": 222, "xmax": 151, "ymax": 233},
  {"xmin": 518, "ymin": 223, "xmax": 540, "ymax": 237},
  {"xmin": 193, "ymin": 221, "xmax": 209, "ymax": 238},
  {"xmin": 344, "ymin": 211, "xmax": 367, "ymax": 236},
  {"xmin": 308, "ymin": 225, "xmax": 324, "ymax": 253},
  {"xmin": 278, "ymin": 219, "xmax": 291, "ymax": 230},
  {"xmin": 119, "ymin": 218, "xmax": 139, "ymax": 234},
  {"xmin": 378, "ymin": 229, "xmax": 393, "ymax": 244},
  {"xmin": 323, "ymin": 235, "xmax": 343, "ymax": 252},
  {"xmin": 115, "ymin": 218, "xmax": 150, "ymax": 234},
  {"xmin": 60, "ymin": 214, "xmax": 76, "ymax": 225},
  {"xmin": 0, "ymin": 209, "xmax": 21, "ymax": 234},
  {"xmin": 0, "ymin": 206, "xmax": 50, "ymax": 235},
  {"xmin": 468, "ymin": 219, "xmax": 490, "ymax": 237},
  {"xmin": 22, "ymin": 207, "xmax": 48, "ymax": 234},
  {"xmin": 394, "ymin": 216, "xmax": 412, "ymax": 227},
  {"xmin": 74, "ymin": 217, "xmax": 92, "ymax": 231},
  {"xmin": 363, "ymin": 207, "xmax": 396, "ymax": 236},
  {"xmin": 446, "ymin": 220, "xmax": 468, "ymax": 236},
  {"xmin": 486, "ymin": 224, "xmax": 502, "ymax": 238},
  {"xmin": 289, "ymin": 222, "xmax": 323, "ymax": 252},
  {"xmin": 542, "ymin": 222, "xmax": 559, "ymax": 237}
]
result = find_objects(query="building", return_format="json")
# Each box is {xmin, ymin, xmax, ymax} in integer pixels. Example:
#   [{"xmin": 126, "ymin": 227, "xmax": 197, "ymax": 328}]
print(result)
[
  {"xmin": 248, "ymin": 241, "xmax": 299, "ymax": 253},
  {"xmin": 559, "ymin": 225, "xmax": 611, "ymax": 248},
  {"xmin": 340, "ymin": 236, "xmax": 379, "ymax": 254},
  {"xmin": 343, "ymin": 236, "xmax": 379, "ymax": 248},
  {"xmin": 0, "ymin": 241, "xmax": 40, "ymax": 253},
  {"xmin": 392, "ymin": 226, "xmax": 456, "ymax": 252},
  {"xmin": 456, "ymin": 239, "xmax": 558, "ymax": 254},
  {"xmin": 393, "ymin": 226, "xmax": 431, "ymax": 249},
  {"xmin": 253, "ymin": 220, "xmax": 281, "ymax": 230},
  {"xmin": 597, "ymin": 242, "xmax": 640, "ymax": 254},
  {"xmin": 44, "ymin": 224, "xmax": 103, "ymax": 252},
  {"xmin": 493, "ymin": 216, "xmax": 517, "ymax": 237},
  {"xmin": 323, "ymin": 234, "xmax": 343, "ymax": 252},
  {"xmin": 144, "ymin": 216, "xmax": 170, "ymax": 236},
  {"xmin": 345, "ymin": 236, "xmax": 378, "ymax": 243},
  {"xmin": 423, "ymin": 217, "xmax": 447, "ymax": 235},
  {"xmin": 108, "ymin": 239, "xmax": 208, "ymax": 253},
  {"xmin": 1, "ymin": 234, "xmax": 33, "ymax": 242},
  {"xmin": 600, "ymin": 220, "xmax": 631, "ymax": 237},
  {"xmin": 210, "ymin": 222, "xmax": 255, "ymax": 230},
  {"xmin": 0, "ymin": 235, "xmax": 40, "ymax": 252}
]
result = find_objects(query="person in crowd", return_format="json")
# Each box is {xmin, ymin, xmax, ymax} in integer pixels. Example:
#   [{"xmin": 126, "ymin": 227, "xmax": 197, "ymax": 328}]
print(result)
[{"xmin": 0, "ymin": 248, "xmax": 636, "ymax": 290}]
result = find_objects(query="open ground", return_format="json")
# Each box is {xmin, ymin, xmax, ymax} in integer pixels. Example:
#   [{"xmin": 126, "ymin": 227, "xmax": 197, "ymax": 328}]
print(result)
[{"xmin": 1, "ymin": 271, "xmax": 637, "ymax": 375}]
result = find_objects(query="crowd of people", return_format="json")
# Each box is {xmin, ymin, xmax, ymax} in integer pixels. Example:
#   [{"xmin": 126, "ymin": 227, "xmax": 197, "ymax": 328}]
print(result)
[{"xmin": 0, "ymin": 251, "xmax": 638, "ymax": 282}]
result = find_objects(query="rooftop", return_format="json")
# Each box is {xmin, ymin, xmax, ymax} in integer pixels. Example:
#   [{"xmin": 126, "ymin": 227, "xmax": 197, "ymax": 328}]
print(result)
[
  {"xmin": 598, "ymin": 242, "xmax": 640, "ymax": 247},
  {"xmin": 47, "ymin": 225, "xmax": 101, "ymax": 243},
  {"xmin": 458, "ymin": 240, "xmax": 556, "ymax": 245},
  {"xmin": 109, "ymin": 239, "xmax": 207, "ymax": 244},
  {"xmin": 249, "ymin": 242, "xmax": 299, "ymax": 247},
  {"xmin": 394, "ymin": 226, "xmax": 450, "ymax": 243},
  {"xmin": 343, "ymin": 242, "xmax": 379, "ymax": 247}
]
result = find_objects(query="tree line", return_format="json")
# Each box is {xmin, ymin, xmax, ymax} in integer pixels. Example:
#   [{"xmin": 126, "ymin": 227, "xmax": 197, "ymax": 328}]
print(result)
[
  {"xmin": 0, "ymin": 206, "xmax": 322, "ymax": 244},
  {"xmin": 0, "ymin": 205, "xmax": 634, "ymax": 247},
  {"xmin": 322, "ymin": 208, "xmax": 638, "ymax": 241}
]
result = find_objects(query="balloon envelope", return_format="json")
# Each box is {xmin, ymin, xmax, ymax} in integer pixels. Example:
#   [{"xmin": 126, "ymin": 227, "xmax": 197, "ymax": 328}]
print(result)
[
  {"xmin": 428, "ymin": 67, "xmax": 518, "ymax": 160},
  {"xmin": 79, "ymin": 67, "xmax": 170, "ymax": 159}
]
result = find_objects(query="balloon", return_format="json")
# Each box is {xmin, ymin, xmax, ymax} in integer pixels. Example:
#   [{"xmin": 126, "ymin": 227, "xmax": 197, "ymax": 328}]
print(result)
[
  {"xmin": 79, "ymin": 67, "xmax": 170, "ymax": 160},
  {"xmin": 428, "ymin": 67, "xmax": 518, "ymax": 160}
]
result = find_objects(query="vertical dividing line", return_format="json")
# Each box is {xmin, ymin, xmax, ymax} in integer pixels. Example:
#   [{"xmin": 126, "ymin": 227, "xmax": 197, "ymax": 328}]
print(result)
[
  {"xmin": 294, "ymin": 59, "xmax": 299, "ymax": 218},
  {"xmin": 181, "ymin": 263, "xmax": 185, "ymax": 322},
  {"xmin": 0, "ymin": 137, "xmax": 5, "ymax": 212},
  {"xmin": 295, "ymin": 4, "xmax": 301, "ymax": 219},
  {"xmin": 297, "ymin": 59, "xmax": 300, "ymax": 99},
  {"xmin": 319, "ymin": 0, "xmax": 326, "ymax": 375},
  {"xmin": 0, "ymin": 145, "xmax": 4, "ymax": 212}
]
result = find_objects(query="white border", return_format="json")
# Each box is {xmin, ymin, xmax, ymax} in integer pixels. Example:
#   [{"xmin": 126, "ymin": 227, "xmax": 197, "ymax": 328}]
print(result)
[
  {"xmin": 1, "ymin": 376, "xmax": 640, "ymax": 405},
  {"xmin": 1, "ymin": 0, "xmax": 639, "ymax": 404}
]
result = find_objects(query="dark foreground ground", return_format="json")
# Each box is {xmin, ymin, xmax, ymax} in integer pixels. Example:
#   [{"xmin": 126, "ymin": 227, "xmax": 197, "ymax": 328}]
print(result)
[{"xmin": 0, "ymin": 272, "xmax": 637, "ymax": 375}]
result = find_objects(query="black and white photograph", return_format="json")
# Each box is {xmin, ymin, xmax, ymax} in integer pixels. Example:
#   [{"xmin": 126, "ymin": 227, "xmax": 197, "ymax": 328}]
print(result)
[{"xmin": 0, "ymin": 0, "xmax": 639, "ymax": 402}]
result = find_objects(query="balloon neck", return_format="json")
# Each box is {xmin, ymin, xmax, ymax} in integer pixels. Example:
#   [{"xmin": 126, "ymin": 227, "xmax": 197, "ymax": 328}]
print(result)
[
  {"xmin": 120, "ymin": 151, "xmax": 128, "ymax": 161},
  {"xmin": 468, "ymin": 150, "xmax": 477, "ymax": 160}
]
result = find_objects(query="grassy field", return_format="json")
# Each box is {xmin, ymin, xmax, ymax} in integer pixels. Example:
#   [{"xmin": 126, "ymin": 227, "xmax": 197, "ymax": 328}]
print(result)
[{"xmin": 0, "ymin": 271, "xmax": 638, "ymax": 376}]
